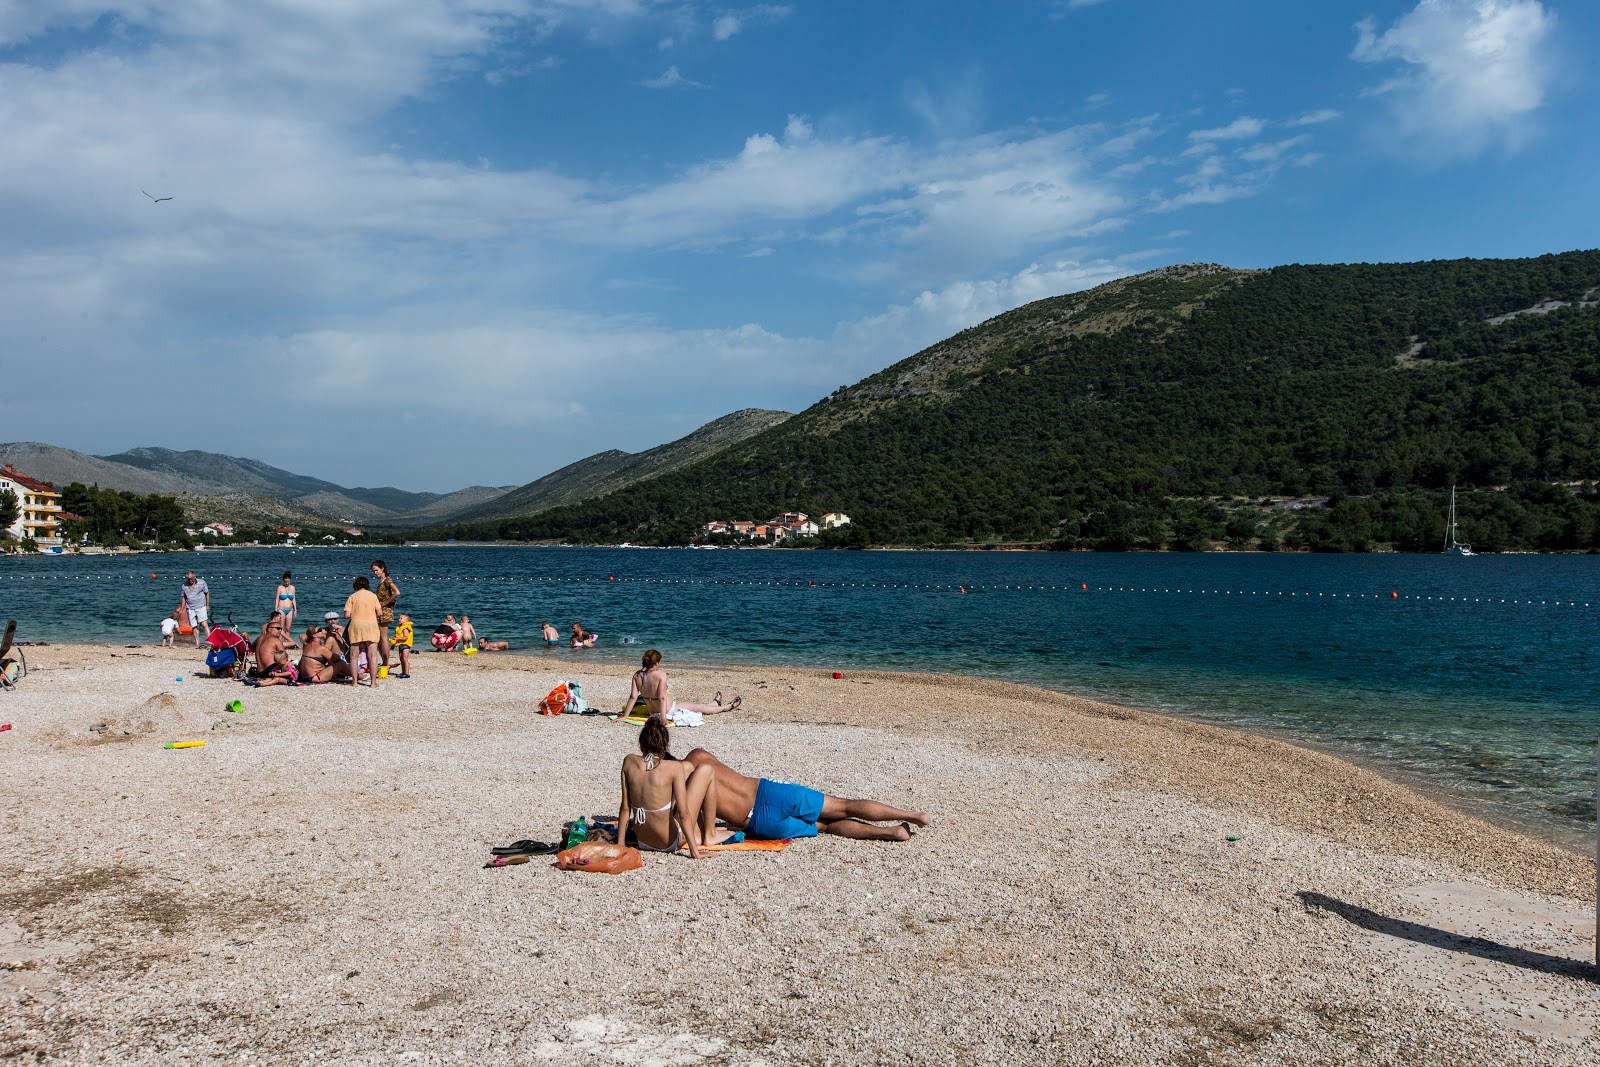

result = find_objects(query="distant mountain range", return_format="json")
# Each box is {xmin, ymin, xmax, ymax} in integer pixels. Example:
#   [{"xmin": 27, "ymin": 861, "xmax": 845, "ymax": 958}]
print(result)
[
  {"xmin": 0, "ymin": 407, "xmax": 792, "ymax": 532},
  {"xmin": 452, "ymin": 409, "xmax": 791, "ymax": 524}
]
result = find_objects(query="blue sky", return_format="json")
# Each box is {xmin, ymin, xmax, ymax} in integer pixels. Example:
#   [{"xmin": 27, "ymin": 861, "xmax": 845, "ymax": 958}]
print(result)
[{"xmin": 1, "ymin": 0, "xmax": 1594, "ymax": 491}]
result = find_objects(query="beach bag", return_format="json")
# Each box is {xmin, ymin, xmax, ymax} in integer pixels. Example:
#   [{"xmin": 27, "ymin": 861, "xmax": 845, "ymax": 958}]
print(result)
[
  {"xmin": 556, "ymin": 842, "xmax": 642, "ymax": 875},
  {"xmin": 539, "ymin": 682, "xmax": 571, "ymax": 716},
  {"xmin": 565, "ymin": 680, "xmax": 587, "ymax": 714},
  {"xmin": 205, "ymin": 647, "xmax": 239, "ymax": 675}
]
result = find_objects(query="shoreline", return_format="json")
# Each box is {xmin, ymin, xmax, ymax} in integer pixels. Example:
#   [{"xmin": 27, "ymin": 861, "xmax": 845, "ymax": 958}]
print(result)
[
  {"xmin": 14, "ymin": 638, "xmax": 1596, "ymax": 857},
  {"xmin": 1, "ymin": 644, "xmax": 1595, "ymax": 1063}
]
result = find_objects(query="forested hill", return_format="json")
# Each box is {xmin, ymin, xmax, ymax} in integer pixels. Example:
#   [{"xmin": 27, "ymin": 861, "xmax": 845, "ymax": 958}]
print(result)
[{"xmin": 445, "ymin": 252, "xmax": 1600, "ymax": 551}]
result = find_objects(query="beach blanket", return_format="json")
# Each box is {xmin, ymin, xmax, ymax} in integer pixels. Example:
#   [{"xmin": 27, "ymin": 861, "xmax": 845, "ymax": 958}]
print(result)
[{"xmin": 699, "ymin": 838, "xmax": 792, "ymax": 852}]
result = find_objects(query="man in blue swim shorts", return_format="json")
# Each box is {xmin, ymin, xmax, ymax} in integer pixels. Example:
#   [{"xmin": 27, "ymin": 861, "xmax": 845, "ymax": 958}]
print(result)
[{"xmin": 684, "ymin": 748, "xmax": 928, "ymax": 842}]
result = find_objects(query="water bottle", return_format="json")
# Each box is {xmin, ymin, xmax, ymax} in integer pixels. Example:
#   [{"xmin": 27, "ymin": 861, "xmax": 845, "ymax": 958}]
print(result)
[{"xmin": 566, "ymin": 817, "xmax": 588, "ymax": 850}]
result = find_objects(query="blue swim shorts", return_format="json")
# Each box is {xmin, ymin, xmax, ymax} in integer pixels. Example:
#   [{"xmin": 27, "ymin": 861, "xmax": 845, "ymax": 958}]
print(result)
[{"xmin": 746, "ymin": 778, "xmax": 825, "ymax": 840}]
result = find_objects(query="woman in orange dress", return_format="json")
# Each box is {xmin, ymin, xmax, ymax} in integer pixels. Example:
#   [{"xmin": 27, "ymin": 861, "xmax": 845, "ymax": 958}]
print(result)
[{"xmin": 344, "ymin": 576, "xmax": 383, "ymax": 690}]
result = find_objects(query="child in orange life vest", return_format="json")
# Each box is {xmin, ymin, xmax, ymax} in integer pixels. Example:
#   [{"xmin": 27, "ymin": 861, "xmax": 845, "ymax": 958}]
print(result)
[{"xmin": 391, "ymin": 613, "xmax": 413, "ymax": 678}]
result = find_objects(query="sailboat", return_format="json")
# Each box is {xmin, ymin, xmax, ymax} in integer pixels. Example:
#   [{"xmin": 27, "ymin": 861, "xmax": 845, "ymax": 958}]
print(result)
[{"xmin": 1442, "ymin": 485, "xmax": 1475, "ymax": 556}]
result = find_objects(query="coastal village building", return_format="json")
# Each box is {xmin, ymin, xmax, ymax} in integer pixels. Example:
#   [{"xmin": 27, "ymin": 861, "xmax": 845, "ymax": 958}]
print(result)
[
  {"xmin": 0, "ymin": 464, "xmax": 63, "ymax": 547},
  {"xmin": 699, "ymin": 512, "xmax": 824, "ymax": 542},
  {"xmin": 821, "ymin": 512, "xmax": 851, "ymax": 529}
]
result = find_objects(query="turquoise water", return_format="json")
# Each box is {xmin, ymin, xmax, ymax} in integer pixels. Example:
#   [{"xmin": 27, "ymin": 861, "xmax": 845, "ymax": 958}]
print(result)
[{"xmin": 3, "ymin": 547, "xmax": 1596, "ymax": 847}]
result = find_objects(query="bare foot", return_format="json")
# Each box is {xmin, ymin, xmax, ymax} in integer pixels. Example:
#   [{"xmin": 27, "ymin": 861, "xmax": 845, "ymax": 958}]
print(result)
[
  {"xmin": 906, "ymin": 812, "xmax": 930, "ymax": 828},
  {"xmin": 890, "ymin": 823, "xmax": 913, "ymax": 841}
]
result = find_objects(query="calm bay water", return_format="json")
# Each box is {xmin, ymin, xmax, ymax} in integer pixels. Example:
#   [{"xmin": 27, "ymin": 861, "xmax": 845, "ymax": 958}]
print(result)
[{"xmin": 3, "ymin": 547, "xmax": 1596, "ymax": 847}]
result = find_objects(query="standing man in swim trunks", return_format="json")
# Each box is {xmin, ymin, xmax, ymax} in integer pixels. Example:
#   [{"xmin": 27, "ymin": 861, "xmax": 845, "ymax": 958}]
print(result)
[
  {"xmin": 683, "ymin": 748, "xmax": 928, "ymax": 842},
  {"xmin": 175, "ymin": 571, "xmax": 211, "ymax": 647}
]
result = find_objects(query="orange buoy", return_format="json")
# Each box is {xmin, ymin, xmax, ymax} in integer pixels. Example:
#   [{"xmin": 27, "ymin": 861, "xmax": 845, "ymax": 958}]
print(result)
[
  {"xmin": 608, "ymin": 576, "xmax": 614, "ymax": 581},
  {"xmin": 151, "ymin": 572, "xmax": 157, "ymax": 579},
  {"xmin": 1391, "ymin": 591, "xmax": 1398, "ymax": 598},
  {"xmin": 1080, "ymin": 583, "xmax": 1087, "ymax": 590}
]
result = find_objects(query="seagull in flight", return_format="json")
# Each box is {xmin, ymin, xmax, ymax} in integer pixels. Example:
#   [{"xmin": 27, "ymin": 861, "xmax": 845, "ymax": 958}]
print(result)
[{"xmin": 142, "ymin": 190, "xmax": 173, "ymax": 203}]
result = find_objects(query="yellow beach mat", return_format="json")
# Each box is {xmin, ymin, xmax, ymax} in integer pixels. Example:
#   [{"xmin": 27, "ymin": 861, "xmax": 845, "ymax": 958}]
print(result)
[{"xmin": 699, "ymin": 838, "xmax": 792, "ymax": 852}]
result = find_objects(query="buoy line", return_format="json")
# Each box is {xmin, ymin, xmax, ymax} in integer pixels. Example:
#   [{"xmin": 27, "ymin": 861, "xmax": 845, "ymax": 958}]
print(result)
[{"xmin": 0, "ymin": 572, "xmax": 1591, "ymax": 607}]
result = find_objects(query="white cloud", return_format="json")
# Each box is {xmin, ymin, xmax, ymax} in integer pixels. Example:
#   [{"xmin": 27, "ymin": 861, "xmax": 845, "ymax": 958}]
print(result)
[
  {"xmin": 641, "ymin": 64, "xmax": 705, "ymax": 89},
  {"xmin": 1288, "ymin": 108, "xmax": 1343, "ymax": 126},
  {"xmin": 1237, "ymin": 135, "xmax": 1310, "ymax": 163},
  {"xmin": 0, "ymin": 1, "xmax": 1337, "ymax": 489},
  {"xmin": 1188, "ymin": 116, "xmax": 1265, "ymax": 142},
  {"xmin": 1352, "ymin": 0, "xmax": 1555, "ymax": 156},
  {"xmin": 710, "ymin": 4, "xmax": 789, "ymax": 42}
]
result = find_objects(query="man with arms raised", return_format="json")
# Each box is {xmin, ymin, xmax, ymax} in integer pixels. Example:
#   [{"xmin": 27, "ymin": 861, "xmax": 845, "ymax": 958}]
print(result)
[{"xmin": 684, "ymin": 747, "xmax": 927, "ymax": 842}]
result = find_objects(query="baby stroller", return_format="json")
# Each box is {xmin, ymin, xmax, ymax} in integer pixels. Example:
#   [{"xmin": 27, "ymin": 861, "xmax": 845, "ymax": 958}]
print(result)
[
  {"xmin": 205, "ymin": 626, "xmax": 253, "ymax": 679},
  {"xmin": 0, "ymin": 620, "xmax": 24, "ymax": 690}
]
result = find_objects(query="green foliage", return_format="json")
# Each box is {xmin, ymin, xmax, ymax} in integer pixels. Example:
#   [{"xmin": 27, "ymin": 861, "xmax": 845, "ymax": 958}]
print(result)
[
  {"xmin": 0, "ymin": 488, "xmax": 18, "ymax": 534},
  {"xmin": 60, "ymin": 482, "xmax": 189, "ymax": 545},
  {"xmin": 431, "ymin": 252, "xmax": 1600, "ymax": 551}
]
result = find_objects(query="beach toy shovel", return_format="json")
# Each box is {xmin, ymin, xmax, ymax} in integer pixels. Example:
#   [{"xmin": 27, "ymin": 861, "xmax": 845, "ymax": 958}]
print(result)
[
  {"xmin": 164, "ymin": 741, "xmax": 206, "ymax": 750},
  {"xmin": 225, "ymin": 699, "xmax": 244, "ymax": 714}
]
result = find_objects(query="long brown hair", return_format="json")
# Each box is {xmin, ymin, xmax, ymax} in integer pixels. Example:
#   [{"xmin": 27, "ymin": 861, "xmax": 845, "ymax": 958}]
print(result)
[{"xmin": 639, "ymin": 717, "xmax": 670, "ymax": 759}]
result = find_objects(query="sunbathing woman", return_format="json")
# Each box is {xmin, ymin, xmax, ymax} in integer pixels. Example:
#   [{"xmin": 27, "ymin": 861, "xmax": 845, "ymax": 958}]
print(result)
[
  {"xmin": 618, "ymin": 718, "xmax": 738, "ymax": 858},
  {"xmin": 297, "ymin": 628, "xmax": 345, "ymax": 684},
  {"xmin": 618, "ymin": 649, "xmax": 740, "ymax": 726}
]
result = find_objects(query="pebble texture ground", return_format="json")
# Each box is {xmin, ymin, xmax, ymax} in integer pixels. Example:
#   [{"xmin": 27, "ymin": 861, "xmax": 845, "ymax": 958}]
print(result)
[{"xmin": 0, "ymin": 645, "xmax": 1595, "ymax": 1065}]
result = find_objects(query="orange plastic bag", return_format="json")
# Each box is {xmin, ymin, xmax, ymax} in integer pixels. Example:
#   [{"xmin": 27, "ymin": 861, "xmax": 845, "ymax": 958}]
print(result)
[
  {"xmin": 556, "ymin": 842, "xmax": 643, "ymax": 874},
  {"xmin": 539, "ymin": 682, "xmax": 570, "ymax": 715}
]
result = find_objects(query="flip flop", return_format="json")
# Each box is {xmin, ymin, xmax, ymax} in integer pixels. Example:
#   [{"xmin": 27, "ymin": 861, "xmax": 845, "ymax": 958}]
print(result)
[
  {"xmin": 726, "ymin": 695, "xmax": 742, "ymax": 712},
  {"xmin": 490, "ymin": 840, "xmax": 558, "ymax": 857}
]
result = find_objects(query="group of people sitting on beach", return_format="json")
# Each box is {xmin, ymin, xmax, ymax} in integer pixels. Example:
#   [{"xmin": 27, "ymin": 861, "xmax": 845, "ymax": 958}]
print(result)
[
  {"xmin": 610, "ymin": 649, "xmax": 925, "ymax": 855},
  {"xmin": 244, "ymin": 584, "xmax": 414, "ymax": 689}
]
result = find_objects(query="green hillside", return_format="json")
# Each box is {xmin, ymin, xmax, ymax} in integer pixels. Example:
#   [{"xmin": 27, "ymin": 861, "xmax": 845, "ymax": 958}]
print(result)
[
  {"xmin": 453, "ymin": 408, "xmax": 792, "ymax": 524},
  {"xmin": 444, "ymin": 253, "xmax": 1600, "ymax": 551}
]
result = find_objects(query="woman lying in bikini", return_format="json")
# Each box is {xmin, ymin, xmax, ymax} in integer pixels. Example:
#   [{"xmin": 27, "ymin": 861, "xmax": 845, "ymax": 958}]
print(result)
[{"xmin": 617, "ymin": 718, "xmax": 741, "ymax": 858}]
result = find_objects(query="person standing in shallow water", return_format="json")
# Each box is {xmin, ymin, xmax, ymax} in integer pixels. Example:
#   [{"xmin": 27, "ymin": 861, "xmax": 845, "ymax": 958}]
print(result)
[{"xmin": 371, "ymin": 560, "xmax": 399, "ymax": 671}]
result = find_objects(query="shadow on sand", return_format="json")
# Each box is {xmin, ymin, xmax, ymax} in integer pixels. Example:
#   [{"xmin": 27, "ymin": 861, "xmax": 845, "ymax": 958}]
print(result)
[{"xmin": 1296, "ymin": 891, "xmax": 1597, "ymax": 983}]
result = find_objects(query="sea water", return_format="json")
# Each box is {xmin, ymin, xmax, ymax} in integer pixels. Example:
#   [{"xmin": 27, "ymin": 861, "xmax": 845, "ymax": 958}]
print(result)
[{"xmin": 2, "ymin": 547, "xmax": 1595, "ymax": 848}]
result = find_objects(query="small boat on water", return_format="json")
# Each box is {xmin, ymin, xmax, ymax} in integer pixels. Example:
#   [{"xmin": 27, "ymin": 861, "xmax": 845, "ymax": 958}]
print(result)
[{"xmin": 1442, "ymin": 485, "xmax": 1474, "ymax": 556}]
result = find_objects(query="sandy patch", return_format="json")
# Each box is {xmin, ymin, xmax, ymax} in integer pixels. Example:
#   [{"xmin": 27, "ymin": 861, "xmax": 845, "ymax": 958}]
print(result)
[{"xmin": 0, "ymin": 644, "xmax": 1593, "ymax": 1065}]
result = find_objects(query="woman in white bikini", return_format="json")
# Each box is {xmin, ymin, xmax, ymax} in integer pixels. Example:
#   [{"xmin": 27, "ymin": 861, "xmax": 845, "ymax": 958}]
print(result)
[
  {"xmin": 617, "ymin": 718, "xmax": 737, "ymax": 857},
  {"xmin": 618, "ymin": 649, "xmax": 740, "ymax": 726}
]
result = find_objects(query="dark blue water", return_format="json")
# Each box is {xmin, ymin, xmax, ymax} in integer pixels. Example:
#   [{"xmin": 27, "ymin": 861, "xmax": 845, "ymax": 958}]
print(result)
[{"xmin": 3, "ymin": 547, "xmax": 1595, "ymax": 846}]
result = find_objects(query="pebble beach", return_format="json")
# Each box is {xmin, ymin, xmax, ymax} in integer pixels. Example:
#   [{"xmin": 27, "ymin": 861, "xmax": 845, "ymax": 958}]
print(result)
[{"xmin": 1, "ymin": 644, "xmax": 1595, "ymax": 1065}]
